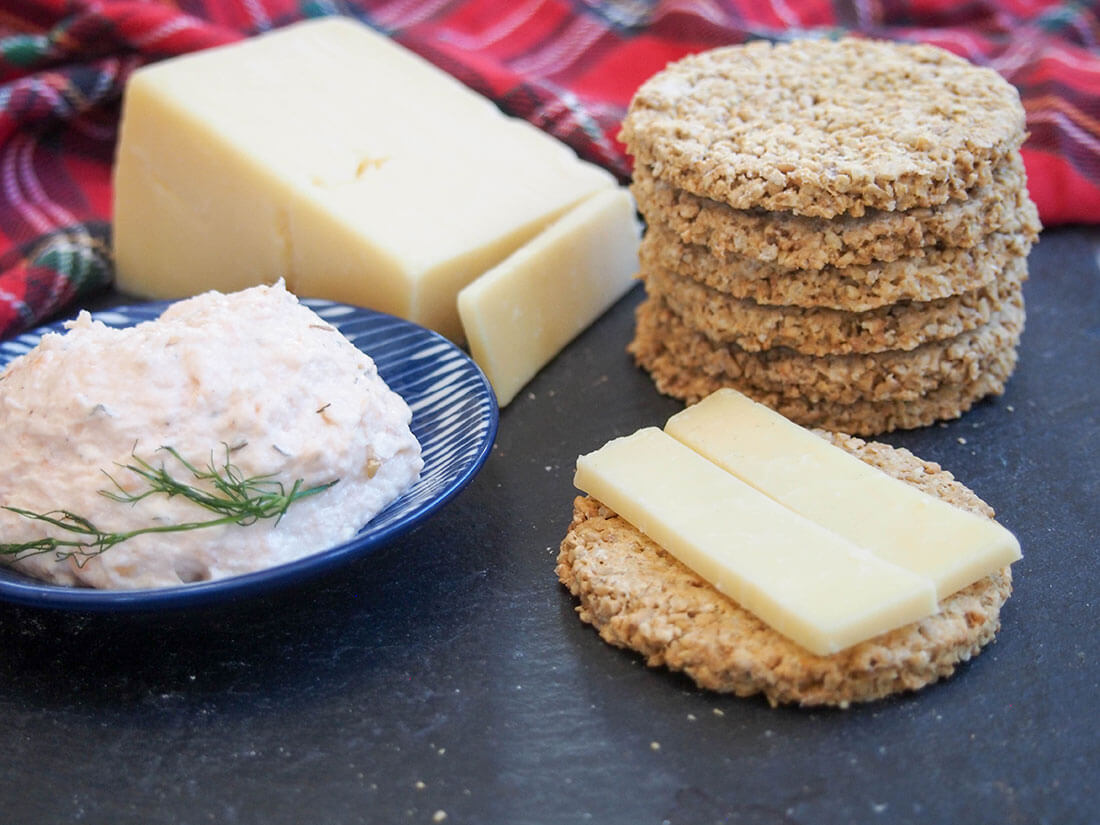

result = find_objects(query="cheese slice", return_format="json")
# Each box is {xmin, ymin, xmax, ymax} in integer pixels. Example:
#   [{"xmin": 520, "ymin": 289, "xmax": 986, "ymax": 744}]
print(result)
[
  {"xmin": 112, "ymin": 17, "xmax": 615, "ymax": 340},
  {"xmin": 458, "ymin": 188, "xmax": 640, "ymax": 407},
  {"xmin": 574, "ymin": 428, "xmax": 938, "ymax": 656},
  {"xmin": 664, "ymin": 389, "xmax": 1021, "ymax": 598}
]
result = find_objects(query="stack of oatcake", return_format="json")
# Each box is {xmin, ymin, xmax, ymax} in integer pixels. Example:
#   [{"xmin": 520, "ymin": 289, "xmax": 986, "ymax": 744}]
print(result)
[{"xmin": 622, "ymin": 38, "xmax": 1041, "ymax": 436}]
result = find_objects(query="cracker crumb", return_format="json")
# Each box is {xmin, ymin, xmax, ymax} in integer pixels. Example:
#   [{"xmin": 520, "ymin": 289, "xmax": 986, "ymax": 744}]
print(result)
[
  {"xmin": 650, "ymin": 741, "xmax": 661, "ymax": 751},
  {"xmin": 432, "ymin": 812, "xmax": 447, "ymax": 823}
]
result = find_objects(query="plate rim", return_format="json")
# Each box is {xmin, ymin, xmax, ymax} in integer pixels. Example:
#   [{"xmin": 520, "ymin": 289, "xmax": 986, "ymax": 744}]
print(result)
[{"xmin": 0, "ymin": 298, "xmax": 498, "ymax": 611}]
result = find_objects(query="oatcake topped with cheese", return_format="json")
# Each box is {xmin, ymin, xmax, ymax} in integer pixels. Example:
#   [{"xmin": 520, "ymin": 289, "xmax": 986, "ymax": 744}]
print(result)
[{"xmin": 558, "ymin": 430, "xmax": 1014, "ymax": 707}]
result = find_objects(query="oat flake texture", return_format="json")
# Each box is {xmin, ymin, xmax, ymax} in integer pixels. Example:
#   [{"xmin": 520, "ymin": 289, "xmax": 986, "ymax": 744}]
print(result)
[
  {"xmin": 624, "ymin": 38, "xmax": 1036, "ymax": 433},
  {"xmin": 621, "ymin": 38, "xmax": 1027, "ymax": 218}
]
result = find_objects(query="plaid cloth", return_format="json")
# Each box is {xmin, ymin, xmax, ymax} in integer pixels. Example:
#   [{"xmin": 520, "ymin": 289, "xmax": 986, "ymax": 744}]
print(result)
[{"xmin": 2, "ymin": 0, "xmax": 1098, "ymax": 340}]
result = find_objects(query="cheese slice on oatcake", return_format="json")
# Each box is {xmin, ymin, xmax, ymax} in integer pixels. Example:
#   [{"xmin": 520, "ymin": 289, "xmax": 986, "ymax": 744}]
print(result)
[
  {"xmin": 573, "ymin": 427, "xmax": 937, "ymax": 656},
  {"xmin": 664, "ymin": 389, "xmax": 1020, "ymax": 599}
]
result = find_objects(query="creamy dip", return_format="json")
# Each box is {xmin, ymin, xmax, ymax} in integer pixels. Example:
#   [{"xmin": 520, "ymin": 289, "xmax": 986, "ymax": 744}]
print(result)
[{"xmin": 0, "ymin": 282, "xmax": 422, "ymax": 588}]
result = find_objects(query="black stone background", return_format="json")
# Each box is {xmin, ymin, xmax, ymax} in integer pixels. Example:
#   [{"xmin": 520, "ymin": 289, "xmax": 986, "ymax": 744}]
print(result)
[{"xmin": 0, "ymin": 227, "xmax": 1096, "ymax": 825}]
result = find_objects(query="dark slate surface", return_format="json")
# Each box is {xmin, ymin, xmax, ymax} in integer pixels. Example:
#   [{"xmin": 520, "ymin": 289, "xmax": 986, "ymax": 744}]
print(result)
[{"xmin": 1, "ymin": 227, "xmax": 1097, "ymax": 825}]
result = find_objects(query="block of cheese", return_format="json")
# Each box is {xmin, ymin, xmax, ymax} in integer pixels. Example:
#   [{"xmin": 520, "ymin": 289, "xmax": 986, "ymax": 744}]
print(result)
[
  {"xmin": 457, "ymin": 188, "xmax": 640, "ymax": 407},
  {"xmin": 664, "ymin": 389, "xmax": 1021, "ymax": 599},
  {"xmin": 112, "ymin": 17, "xmax": 616, "ymax": 341},
  {"xmin": 574, "ymin": 428, "xmax": 938, "ymax": 656}
]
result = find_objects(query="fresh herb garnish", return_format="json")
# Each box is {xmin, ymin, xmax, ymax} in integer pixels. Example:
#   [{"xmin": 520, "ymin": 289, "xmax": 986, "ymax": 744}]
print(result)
[{"xmin": 0, "ymin": 445, "xmax": 338, "ymax": 564}]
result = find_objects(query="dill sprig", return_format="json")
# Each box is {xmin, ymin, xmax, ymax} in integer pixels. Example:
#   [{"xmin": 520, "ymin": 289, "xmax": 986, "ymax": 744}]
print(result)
[{"xmin": 0, "ymin": 445, "xmax": 338, "ymax": 564}]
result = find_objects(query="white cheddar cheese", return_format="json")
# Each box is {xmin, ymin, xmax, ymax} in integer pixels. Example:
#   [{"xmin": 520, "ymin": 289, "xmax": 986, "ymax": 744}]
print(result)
[
  {"xmin": 113, "ymin": 17, "xmax": 615, "ymax": 340},
  {"xmin": 574, "ymin": 428, "xmax": 938, "ymax": 656},
  {"xmin": 457, "ymin": 188, "xmax": 640, "ymax": 406},
  {"xmin": 664, "ymin": 389, "xmax": 1021, "ymax": 598}
]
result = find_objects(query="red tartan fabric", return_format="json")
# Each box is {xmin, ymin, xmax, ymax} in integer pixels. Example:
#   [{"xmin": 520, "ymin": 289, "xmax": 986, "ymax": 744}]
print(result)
[{"xmin": 1, "ymin": 0, "xmax": 1098, "ymax": 340}]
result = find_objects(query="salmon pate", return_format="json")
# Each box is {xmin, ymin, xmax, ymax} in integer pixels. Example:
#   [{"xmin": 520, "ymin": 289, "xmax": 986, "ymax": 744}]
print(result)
[{"xmin": 0, "ymin": 282, "xmax": 422, "ymax": 589}]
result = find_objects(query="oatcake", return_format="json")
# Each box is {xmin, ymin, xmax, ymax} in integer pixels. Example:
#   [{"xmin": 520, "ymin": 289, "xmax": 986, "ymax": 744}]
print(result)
[
  {"xmin": 629, "ymin": 301, "xmax": 1020, "ymax": 434},
  {"xmin": 631, "ymin": 159, "xmax": 1041, "ymax": 271},
  {"xmin": 630, "ymin": 292, "xmax": 1024, "ymax": 405},
  {"xmin": 631, "ymin": 355, "xmax": 1019, "ymax": 435},
  {"xmin": 641, "ymin": 223, "xmax": 1033, "ymax": 311},
  {"xmin": 620, "ymin": 39, "xmax": 1026, "ymax": 218},
  {"xmin": 620, "ymin": 37, "xmax": 1033, "ymax": 434},
  {"xmin": 557, "ymin": 432, "xmax": 1013, "ymax": 706},
  {"xmin": 642, "ymin": 255, "xmax": 1027, "ymax": 356}
]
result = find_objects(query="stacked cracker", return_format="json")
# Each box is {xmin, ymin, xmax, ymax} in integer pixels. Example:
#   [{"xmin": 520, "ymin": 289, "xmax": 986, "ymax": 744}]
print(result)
[{"xmin": 622, "ymin": 38, "xmax": 1041, "ymax": 435}]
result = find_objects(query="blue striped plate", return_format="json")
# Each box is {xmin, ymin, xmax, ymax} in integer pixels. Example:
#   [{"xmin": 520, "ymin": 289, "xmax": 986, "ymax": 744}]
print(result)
[{"xmin": 0, "ymin": 299, "xmax": 498, "ymax": 611}]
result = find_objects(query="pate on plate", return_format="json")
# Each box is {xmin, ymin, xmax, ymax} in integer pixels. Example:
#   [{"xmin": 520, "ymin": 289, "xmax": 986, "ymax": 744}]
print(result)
[{"xmin": 0, "ymin": 298, "xmax": 497, "ymax": 611}]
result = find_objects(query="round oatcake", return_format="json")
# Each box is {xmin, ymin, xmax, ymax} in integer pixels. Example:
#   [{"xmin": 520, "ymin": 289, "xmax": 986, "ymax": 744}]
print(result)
[
  {"xmin": 629, "ymin": 292, "xmax": 1024, "ymax": 406},
  {"xmin": 641, "ymin": 256, "xmax": 1027, "ymax": 356},
  {"xmin": 641, "ymin": 222, "xmax": 1033, "ymax": 312},
  {"xmin": 630, "ymin": 352, "xmax": 1019, "ymax": 435},
  {"xmin": 630, "ymin": 157, "xmax": 1041, "ymax": 271},
  {"xmin": 556, "ymin": 432, "xmax": 1014, "ymax": 706},
  {"xmin": 621, "ymin": 38, "xmax": 1026, "ymax": 218},
  {"xmin": 628, "ymin": 298, "xmax": 1020, "ymax": 435}
]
